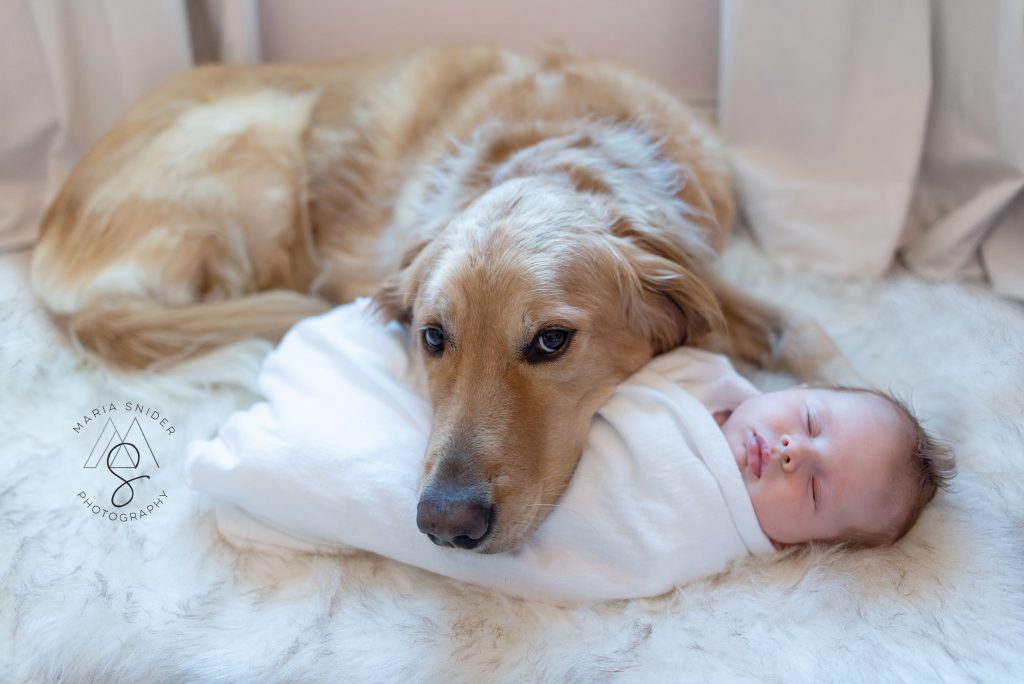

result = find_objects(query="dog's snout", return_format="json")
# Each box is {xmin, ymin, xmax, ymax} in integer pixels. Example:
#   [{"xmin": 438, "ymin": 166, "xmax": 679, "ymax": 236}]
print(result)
[{"xmin": 417, "ymin": 487, "xmax": 493, "ymax": 550}]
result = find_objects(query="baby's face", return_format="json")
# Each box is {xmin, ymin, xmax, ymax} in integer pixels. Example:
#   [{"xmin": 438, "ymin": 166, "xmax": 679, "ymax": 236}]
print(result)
[{"xmin": 721, "ymin": 387, "xmax": 907, "ymax": 546}]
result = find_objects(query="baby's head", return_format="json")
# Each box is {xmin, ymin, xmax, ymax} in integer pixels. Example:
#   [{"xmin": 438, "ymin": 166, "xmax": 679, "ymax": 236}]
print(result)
[{"xmin": 719, "ymin": 385, "xmax": 955, "ymax": 549}]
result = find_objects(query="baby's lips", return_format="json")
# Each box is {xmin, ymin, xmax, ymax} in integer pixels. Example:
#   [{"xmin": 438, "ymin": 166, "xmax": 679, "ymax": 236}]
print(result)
[
  {"xmin": 759, "ymin": 434, "xmax": 772, "ymax": 472},
  {"xmin": 746, "ymin": 433, "xmax": 762, "ymax": 478}
]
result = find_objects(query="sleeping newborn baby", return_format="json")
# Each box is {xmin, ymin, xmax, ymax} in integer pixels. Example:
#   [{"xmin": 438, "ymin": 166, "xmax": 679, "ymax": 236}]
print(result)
[
  {"xmin": 187, "ymin": 299, "xmax": 952, "ymax": 602},
  {"xmin": 718, "ymin": 384, "xmax": 951, "ymax": 550}
]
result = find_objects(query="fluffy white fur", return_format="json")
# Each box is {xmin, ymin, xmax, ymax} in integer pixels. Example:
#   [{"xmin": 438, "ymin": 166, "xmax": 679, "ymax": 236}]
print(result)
[{"xmin": 2, "ymin": 231, "xmax": 1022, "ymax": 682}]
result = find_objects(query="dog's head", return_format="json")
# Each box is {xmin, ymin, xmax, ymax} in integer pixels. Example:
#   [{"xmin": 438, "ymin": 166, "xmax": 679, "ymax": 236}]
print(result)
[{"xmin": 375, "ymin": 177, "xmax": 723, "ymax": 552}]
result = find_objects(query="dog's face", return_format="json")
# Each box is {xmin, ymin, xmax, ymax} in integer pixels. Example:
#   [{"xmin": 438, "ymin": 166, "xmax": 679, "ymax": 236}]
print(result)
[{"xmin": 375, "ymin": 177, "xmax": 722, "ymax": 553}]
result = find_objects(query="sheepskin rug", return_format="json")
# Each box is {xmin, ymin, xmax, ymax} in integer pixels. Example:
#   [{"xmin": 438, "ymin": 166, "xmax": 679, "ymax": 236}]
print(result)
[{"xmin": 2, "ymin": 232, "xmax": 1022, "ymax": 683}]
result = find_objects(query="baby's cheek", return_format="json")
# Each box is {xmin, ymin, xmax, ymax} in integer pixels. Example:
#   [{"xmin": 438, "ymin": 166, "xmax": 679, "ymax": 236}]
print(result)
[
  {"xmin": 748, "ymin": 490, "xmax": 772, "ymax": 528},
  {"xmin": 752, "ymin": 488, "xmax": 793, "ymax": 538}
]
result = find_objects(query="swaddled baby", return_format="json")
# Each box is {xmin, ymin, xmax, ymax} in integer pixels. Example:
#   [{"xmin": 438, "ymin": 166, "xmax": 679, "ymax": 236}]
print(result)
[{"xmin": 187, "ymin": 299, "xmax": 953, "ymax": 602}]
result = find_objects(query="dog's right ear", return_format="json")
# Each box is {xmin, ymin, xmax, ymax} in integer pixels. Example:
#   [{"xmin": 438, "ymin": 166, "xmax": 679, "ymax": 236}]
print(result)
[
  {"xmin": 371, "ymin": 239, "xmax": 431, "ymax": 325},
  {"xmin": 372, "ymin": 272, "xmax": 411, "ymax": 325}
]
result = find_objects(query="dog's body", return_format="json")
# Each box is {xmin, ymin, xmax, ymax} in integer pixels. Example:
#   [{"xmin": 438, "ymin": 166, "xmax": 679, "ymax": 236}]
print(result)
[{"xmin": 32, "ymin": 46, "xmax": 841, "ymax": 552}]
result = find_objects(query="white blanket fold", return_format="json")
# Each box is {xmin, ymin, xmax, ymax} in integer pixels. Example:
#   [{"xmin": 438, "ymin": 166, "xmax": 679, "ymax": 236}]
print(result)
[{"xmin": 186, "ymin": 300, "xmax": 772, "ymax": 602}]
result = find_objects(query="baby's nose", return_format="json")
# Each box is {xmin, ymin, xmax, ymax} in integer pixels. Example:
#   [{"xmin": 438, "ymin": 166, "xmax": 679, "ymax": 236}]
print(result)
[{"xmin": 777, "ymin": 434, "xmax": 800, "ymax": 468}]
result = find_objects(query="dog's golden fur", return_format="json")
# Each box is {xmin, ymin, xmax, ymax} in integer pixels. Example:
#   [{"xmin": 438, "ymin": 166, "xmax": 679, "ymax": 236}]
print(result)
[{"xmin": 32, "ymin": 46, "xmax": 841, "ymax": 552}]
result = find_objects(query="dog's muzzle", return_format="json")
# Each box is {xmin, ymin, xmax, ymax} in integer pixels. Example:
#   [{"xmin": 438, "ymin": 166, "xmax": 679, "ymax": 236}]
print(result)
[{"xmin": 416, "ymin": 482, "xmax": 494, "ymax": 550}]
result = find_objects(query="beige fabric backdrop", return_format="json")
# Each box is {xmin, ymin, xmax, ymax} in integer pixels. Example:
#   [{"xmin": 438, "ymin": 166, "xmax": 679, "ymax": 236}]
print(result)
[
  {"xmin": 720, "ymin": 0, "xmax": 1024, "ymax": 301},
  {"xmin": 902, "ymin": 0, "xmax": 1024, "ymax": 300}
]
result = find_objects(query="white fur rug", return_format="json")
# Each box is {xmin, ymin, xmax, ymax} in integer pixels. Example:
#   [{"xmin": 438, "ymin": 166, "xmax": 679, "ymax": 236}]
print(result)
[{"xmin": 2, "ymin": 233, "xmax": 1022, "ymax": 683}]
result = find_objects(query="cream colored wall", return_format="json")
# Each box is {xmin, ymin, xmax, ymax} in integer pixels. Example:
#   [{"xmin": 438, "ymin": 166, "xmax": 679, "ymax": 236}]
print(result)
[{"xmin": 258, "ymin": 0, "xmax": 720, "ymax": 102}]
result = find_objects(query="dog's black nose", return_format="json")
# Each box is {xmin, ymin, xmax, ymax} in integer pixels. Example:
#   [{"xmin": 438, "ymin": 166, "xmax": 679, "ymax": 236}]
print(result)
[{"xmin": 417, "ymin": 489, "xmax": 493, "ymax": 550}]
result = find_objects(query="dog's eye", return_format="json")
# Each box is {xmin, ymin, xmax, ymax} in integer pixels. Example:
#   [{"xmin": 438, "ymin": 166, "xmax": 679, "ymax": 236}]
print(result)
[
  {"xmin": 525, "ymin": 328, "xmax": 574, "ymax": 362},
  {"xmin": 422, "ymin": 325, "xmax": 446, "ymax": 354},
  {"xmin": 538, "ymin": 329, "xmax": 568, "ymax": 353}
]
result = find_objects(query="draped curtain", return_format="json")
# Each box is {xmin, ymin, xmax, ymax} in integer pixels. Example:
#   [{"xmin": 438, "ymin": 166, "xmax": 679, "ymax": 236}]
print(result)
[{"xmin": 720, "ymin": 0, "xmax": 1024, "ymax": 301}]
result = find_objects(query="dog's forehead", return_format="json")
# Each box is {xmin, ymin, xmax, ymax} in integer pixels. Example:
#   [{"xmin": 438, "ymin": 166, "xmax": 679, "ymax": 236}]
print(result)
[
  {"xmin": 414, "ymin": 178, "xmax": 620, "ymax": 327},
  {"xmin": 420, "ymin": 241, "xmax": 545, "ymax": 310},
  {"xmin": 419, "ymin": 237, "xmax": 601, "ymax": 329}
]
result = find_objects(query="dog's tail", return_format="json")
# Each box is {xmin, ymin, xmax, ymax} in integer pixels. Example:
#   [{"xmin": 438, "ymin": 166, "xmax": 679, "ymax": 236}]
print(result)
[{"xmin": 62, "ymin": 291, "xmax": 330, "ymax": 370}]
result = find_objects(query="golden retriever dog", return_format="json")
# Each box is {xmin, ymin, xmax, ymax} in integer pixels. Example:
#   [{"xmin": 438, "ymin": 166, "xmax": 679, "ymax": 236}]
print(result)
[{"xmin": 31, "ymin": 46, "xmax": 841, "ymax": 553}]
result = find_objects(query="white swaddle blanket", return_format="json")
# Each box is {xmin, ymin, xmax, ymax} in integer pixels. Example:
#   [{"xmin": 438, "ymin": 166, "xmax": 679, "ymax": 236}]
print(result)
[{"xmin": 186, "ymin": 299, "xmax": 773, "ymax": 602}]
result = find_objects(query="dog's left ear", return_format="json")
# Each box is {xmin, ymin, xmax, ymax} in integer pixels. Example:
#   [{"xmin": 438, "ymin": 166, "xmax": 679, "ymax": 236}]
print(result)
[
  {"xmin": 372, "ymin": 239, "xmax": 431, "ymax": 325},
  {"xmin": 611, "ymin": 223, "xmax": 725, "ymax": 354}
]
